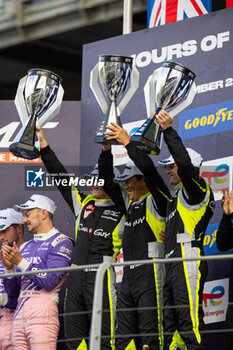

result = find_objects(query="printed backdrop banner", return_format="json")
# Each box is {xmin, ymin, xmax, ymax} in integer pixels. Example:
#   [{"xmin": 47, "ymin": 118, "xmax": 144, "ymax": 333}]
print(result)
[
  {"xmin": 0, "ymin": 100, "xmax": 81, "ymax": 241},
  {"xmin": 81, "ymin": 8, "xmax": 233, "ymax": 348}
]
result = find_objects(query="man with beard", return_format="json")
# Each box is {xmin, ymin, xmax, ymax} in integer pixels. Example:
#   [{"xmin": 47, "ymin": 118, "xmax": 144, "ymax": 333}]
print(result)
[
  {"xmin": 36, "ymin": 127, "xmax": 125, "ymax": 350},
  {"xmin": 1, "ymin": 195, "xmax": 74, "ymax": 350}
]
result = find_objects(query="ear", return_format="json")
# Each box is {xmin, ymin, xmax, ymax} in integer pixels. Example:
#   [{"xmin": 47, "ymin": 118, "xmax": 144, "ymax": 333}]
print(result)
[
  {"xmin": 141, "ymin": 176, "xmax": 148, "ymax": 189},
  {"xmin": 16, "ymin": 224, "xmax": 23, "ymax": 235},
  {"xmin": 141, "ymin": 175, "xmax": 146, "ymax": 185},
  {"xmin": 40, "ymin": 209, "xmax": 48, "ymax": 221}
]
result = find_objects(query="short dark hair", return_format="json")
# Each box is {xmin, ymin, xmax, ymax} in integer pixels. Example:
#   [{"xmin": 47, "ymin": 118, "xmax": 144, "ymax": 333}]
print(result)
[
  {"xmin": 48, "ymin": 212, "xmax": 53, "ymax": 222},
  {"xmin": 36, "ymin": 208, "xmax": 53, "ymax": 222},
  {"xmin": 135, "ymin": 175, "xmax": 144, "ymax": 181},
  {"xmin": 194, "ymin": 167, "xmax": 200, "ymax": 176},
  {"xmin": 12, "ymin": 223, "xmax": 24, "ymax": 234}
]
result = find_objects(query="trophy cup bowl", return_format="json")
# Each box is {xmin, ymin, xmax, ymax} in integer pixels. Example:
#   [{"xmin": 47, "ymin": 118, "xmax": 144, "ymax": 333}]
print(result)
[
  {"xmin": 90, "ymin": 55, "xmax": 139, "ymax": 144},
  {"xmin": 9, "ymin": 68, "xmax": 63, "ymax": 160},
  {"xmin": 130, "ymin": 61, "xmax": 196, "ymax": 154},
  {"xmin": 99, "ymin": 55, "xmax": 132, "ymax": 102}
]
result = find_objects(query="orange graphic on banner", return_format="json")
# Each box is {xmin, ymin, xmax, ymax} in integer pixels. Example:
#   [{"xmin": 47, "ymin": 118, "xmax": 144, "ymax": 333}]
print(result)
[{"xmin": 0, "ymin": 152, "xmax": 42, "ymax": 163}]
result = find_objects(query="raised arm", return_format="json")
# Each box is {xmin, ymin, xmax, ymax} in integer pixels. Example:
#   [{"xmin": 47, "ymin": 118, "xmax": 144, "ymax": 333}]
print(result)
[
  {"xmin": 98, "ymin": 144, "xmax": 127, "ymax": 213},
  {"xmin": 156, "ymin": 110, "xmax": 207, "ymax": 204},
  {"xmin": 105, "ymin": 123, "xmax": 171, "ymax": 216},
  {"xmin": 36, "ymin": 126, "xmax": 86, "ymax": 217}
]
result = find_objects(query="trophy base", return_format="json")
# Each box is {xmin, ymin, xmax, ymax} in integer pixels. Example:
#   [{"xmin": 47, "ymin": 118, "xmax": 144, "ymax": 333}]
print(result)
[
  {"xmin": 94, "ymin": 134, "xmax": 119, "ymax": 145},
  {"xmin": 130, "ymin": 118, "xmax": 161, "ymax": 155},
  {"xmin": 130, "ymin": 136, "xmax": 160, "ymax": 155},
  {"xmin": 9, "ymin": 142, "xmax": 40, "ymax": 160}
]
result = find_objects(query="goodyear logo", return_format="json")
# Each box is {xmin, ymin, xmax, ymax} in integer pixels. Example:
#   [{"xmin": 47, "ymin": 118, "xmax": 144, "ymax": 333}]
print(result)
[
  {"xmin": 179, "ymin": 100, "xmax": 233, "ymax": 140},
  {"xmin": 203, "ymin": 222, "xmax": 233, "ymax": 256}
]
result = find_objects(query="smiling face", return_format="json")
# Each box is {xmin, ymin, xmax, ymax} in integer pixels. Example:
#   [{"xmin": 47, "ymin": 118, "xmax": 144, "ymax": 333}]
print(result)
[
  {"xmin": 23, "ymin": 208, "xmax": 42, "ymax": 234},
  {"xmin": 124, "ymin": 175, "xmax": 148, "ymax": 202},
  {"xmin": 166, "ymin": 164, "xmax": 181, "ymax": 186}
]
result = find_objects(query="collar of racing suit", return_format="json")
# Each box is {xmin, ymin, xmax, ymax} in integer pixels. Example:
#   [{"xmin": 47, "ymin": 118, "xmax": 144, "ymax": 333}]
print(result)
[{"xmin": 33, "ymin": 227, "xmax": 59, "ymax": 241}]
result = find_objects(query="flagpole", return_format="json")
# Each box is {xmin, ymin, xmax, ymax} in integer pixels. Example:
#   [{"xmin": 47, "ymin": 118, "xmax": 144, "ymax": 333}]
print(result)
[{"xmin": 123, "ymin": 0, "xmax": 133, "ymax": 34}]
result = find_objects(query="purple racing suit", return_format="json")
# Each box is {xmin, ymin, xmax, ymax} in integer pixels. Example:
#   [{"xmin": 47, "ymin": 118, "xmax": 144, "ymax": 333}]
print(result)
[
  {"xmin": 4, "ymin": 228, "xmax": 74, "ymax": 350},
  {"xmin": 0, "ymin": 261, "xmax": 18, "ymax": 350}
]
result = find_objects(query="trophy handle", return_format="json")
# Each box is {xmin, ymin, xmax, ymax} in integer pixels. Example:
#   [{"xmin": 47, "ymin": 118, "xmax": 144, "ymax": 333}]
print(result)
[
  {"xmin": 90, "ymin": 62, "xmax": 109, "ymax": 115},
  {"xmin": 117, "ymin": 65, "xmax": 140, "ymax": 115},
  {"xmin": 14, "ymin": 75, "xmax": 29, "ymax": 126},
  {"xmin": 14, "ymin": 78, "xmax": 64, "ymax": 128},
  {"xmin": 168, "ymin": 82, "xmax": 196, "ymax": 118},
  {"xmin": 38, "ymin": 85, "xmax": 64, "ymax": 127},
  {"xmin": 144, "ymin": 68, "xmax": 161, "ymax": 119}
]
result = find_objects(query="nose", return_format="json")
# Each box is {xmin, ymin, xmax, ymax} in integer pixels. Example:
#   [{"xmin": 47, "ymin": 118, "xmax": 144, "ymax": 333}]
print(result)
[{"xmin": 23, "ymin": 217, "xmax": 27, "ymax": 224}]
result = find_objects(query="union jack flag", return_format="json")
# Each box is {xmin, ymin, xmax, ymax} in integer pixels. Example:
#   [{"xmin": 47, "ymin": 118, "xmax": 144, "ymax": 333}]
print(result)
[{"xmin": 148, "ymin": 0, "xmax": 211, "ymax": 27}]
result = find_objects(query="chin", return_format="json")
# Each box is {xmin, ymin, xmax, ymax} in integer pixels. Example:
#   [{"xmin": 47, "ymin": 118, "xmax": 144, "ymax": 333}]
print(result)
[
  {"xmin": 129, "ymin": 193, "xmax": 135, "ymax": 201},
  {"xmin": 91, "ymin": 189, "xmax": 101, "ymax": 198}
]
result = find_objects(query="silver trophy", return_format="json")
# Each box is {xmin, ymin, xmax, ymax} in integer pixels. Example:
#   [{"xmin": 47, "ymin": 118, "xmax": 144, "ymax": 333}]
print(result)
[
  {"xmin": 130, "ymin": 61, "xmax": 196, "ymax": 154},
  {"xmin": 9, "ymin": 68, "xmax": 64, "ymax": 159},
  {"xmin": 90, "ymin": 55, "xmax": 139, "ymax": 144}
]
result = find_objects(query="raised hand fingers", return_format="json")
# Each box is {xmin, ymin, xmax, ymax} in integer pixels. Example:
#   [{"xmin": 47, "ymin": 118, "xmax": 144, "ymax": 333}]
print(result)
[{"xmin": 229, "ymin": 190, "xmax": 233, "ymax": 214}]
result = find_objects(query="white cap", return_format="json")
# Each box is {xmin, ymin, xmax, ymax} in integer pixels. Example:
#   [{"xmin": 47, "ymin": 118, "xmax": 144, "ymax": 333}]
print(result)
[
  {"xmin": 158, "ymin": 148, "xmax": 203, "ymax": 168},
  {"xmin": 14, "ymin": 194, "xmax": 57, "ymax": 215},
  {"xmin": 114, "ymin": 160, "xmax": 143, "ymax": 183},
  {"xmin": 83, "ymin": 163, "xmax": 120, "ymax": 179},
  {"xmin": 83, "ymin": 164, "xmax": 99, "ymax": 179},
  {"xmin": 0, "ymin": 208, "xmax": 23, "ymax": 231}
]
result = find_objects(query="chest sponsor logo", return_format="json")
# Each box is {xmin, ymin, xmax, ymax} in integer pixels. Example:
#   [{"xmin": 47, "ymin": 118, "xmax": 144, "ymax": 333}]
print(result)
[
  {"xmin": 102, "ymin": 209, "xmax": 120, "ymax": 217},
  {"xmin": 30, "ymin": 266, "xmax": 47, "ymax": 278},
  {"xmin": 59, "ymin": 246, "xmax": 72, "ymax": 256},
  {"xmin": 93, "ymin": 229, "xmax": 111, "ymax": 239},
  {"xmin": 101, "ymin": 209, "xmax": 120, "ymax": 222},
  {"xmin": 37, "ymin": 241, "xmax": 50, "ymax": 251},
  {"xmin": 24, "ymin": 256, "xmax": 42, "ymax": 264},
  {"xmin": 165, "ymin": 249, "xmax": 174, "ymax": 259},
  {"xmin": 125, "ymin": 216, "xmax": 145, "ymax": 227},
  {"xmin": 79, "ymin": 223, "xmax": 89, "ymax": 232},
  {"xmin": 166, "ymin": 209, "xmax": 176, "ymax": 222},
  {"xmin": 83, "ymin": 204, "xmax": 95, "ymax": 219}
]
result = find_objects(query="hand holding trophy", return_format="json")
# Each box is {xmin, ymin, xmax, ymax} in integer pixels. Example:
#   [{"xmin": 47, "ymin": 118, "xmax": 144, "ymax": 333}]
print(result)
[
  {"xmin": 130, "ymin": 61, "xmax": 196, "ymax": 154},
  {"xmin": 90, "ymin": 55, "xmax": 139, "ymax": 144},
  {"xmin": 9, "ymin": 68, "xmax": 64, "ymax": 160}
]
